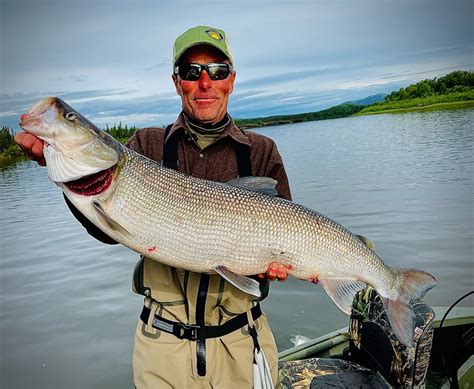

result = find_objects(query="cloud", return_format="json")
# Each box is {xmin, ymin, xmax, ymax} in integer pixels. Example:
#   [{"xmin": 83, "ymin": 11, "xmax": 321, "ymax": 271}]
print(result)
[
  {"xmin": 69, "ymin": 74, "xmax": 88, "ymax": 82},
  {"xmin": 54, "ymin": 74, "xmax": 89, "ymax": 82},
  {"xmin": 145, "ymin": 61, "xmax": 171, "ymax": 71},
  {"xmin": 0, "ymin": 89, "xmax": 137, "ymax": 115},
  {"xmin": 57, "ymin": 89, "xmax": 138, "ymax": 102}
]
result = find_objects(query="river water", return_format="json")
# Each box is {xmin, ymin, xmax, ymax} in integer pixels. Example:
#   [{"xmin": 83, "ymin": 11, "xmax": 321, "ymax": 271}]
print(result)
[{"xmin": 1, "ymin": 109, "xmax": 473, "ymax": 388}]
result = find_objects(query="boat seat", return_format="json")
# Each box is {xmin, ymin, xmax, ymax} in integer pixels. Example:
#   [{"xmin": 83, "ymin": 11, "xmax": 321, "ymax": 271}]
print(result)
[
  {"xmin": 348, "ymin": 286, "xmax": 436, "ymax": 387},
  {"xmin": 278, "ymin": 356, "xmax": 390, "ymax": 388}
]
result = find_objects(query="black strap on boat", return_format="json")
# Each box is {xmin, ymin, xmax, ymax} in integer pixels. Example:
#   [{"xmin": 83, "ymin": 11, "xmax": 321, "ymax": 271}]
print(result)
[
  {"xmin": 161, "ymin": 124, "xmax": 252, "ymax": 177},
  {"xmin": 140, "ymin": 303, "xmax": 262, "ymax": 341}
]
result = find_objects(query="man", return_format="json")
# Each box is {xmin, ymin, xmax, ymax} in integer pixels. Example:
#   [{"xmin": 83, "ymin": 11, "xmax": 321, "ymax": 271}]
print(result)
[{"xmin": 16, "ymin": 26, "xmax": 292, "ymax": 388}]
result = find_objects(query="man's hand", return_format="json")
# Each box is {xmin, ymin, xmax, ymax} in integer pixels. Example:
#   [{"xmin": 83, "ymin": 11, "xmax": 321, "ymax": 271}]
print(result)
[
  {"xmin": 258, "ymin": 262, "xmax": 290, "ymax": 282},
  {"xmin": 14, "ymin": 132, "xmax": 46, "ymax": 166}
]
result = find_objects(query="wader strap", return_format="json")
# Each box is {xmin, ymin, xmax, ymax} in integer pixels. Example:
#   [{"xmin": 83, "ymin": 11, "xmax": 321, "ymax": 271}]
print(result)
[
  {"xmin": 162, "ymin": 124, "xmax": 178, "ymax": 169},
  {"xmin": 196, "ymin": 274, "xmax": 210, "ymax": 376},
  {"xmin": 140, "ymin": 304, "xmax": 262, "ymax": 340},
  {"xmin": 236, "ymin": 131, "xmax": 252, "ymax": 177},
  {"xmin": 246, "ymin": 309, "xmax": 260, "ymax": 350}
]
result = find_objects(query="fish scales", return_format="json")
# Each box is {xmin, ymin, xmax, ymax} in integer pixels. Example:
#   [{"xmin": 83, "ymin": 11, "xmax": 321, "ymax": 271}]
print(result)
[{"xmin": 103, "ymin": 149, "xmax": 393, "ymax": 288}]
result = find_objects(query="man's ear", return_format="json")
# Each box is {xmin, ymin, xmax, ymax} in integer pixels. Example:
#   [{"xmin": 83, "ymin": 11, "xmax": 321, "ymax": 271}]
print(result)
[
  {"xmin": 229, "ymin": 71, "xmax": 236, "ymax": 95},
  {"xmin": 172, "ymin": 74, "xmax": 183, "ymax": 96}
]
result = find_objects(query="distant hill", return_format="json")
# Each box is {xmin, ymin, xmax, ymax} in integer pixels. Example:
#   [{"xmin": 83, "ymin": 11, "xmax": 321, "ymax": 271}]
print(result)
[{"xmin": 343, "ymin": 93, "xmax": 386, "ymax": 106}]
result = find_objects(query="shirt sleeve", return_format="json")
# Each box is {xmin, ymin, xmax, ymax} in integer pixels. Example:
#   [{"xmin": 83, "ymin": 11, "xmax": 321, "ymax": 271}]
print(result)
[
  {"xmin": 124, "ymin": 130, "xmax": 144, "ymax": 153},
  {"xmin": 248, "ymin": 133, "xmax": 292, "ymax": 201},
  {"xmin": 265, "ymin": 142, "xmax": 292, "ymax": 201}
]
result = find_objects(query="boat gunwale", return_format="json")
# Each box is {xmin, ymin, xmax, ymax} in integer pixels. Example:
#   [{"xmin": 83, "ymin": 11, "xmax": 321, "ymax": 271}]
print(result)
[{"xmin": 278, "ymin": 306, "xmax": 474, "ymax": 361}]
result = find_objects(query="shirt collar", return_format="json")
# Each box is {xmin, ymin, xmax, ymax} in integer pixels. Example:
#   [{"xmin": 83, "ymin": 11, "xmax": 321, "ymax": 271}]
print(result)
[{"xmin": 165, "ymin": 112, "xmax": 251, "ymax": 147}]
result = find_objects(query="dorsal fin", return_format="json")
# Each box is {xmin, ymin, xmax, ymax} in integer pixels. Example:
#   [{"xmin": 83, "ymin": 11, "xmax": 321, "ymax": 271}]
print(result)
[
  {"xmin": 355, "ymin": 234, "xmax": 376, "ymax": 250},
  {"xmin": 226, "ymin": 176, "xmax": 278, "ymax": 196}
]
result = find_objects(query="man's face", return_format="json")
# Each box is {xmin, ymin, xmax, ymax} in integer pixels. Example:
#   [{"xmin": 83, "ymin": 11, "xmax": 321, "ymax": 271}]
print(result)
[{"xmin": 173, "ymin": 45, "xmax": 236, "ymax": 125}]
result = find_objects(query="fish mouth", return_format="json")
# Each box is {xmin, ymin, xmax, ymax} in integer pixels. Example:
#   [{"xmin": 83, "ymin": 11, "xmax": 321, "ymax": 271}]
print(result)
[
  {"xmin": 19, "ymin": 112, "xmax": 43, "ymax": 133},
  {"xmin": 19, "ymin": 97, "xmax": 59, "ymax": 135},
  {"xmin": 64, "ymin": 166, "xmax": 115, "ymax": 196}
]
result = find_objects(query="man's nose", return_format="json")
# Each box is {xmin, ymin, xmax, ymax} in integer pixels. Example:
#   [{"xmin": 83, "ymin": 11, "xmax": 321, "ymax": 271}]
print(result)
[{"xmin": 198, "ymin": 70, "xmax": 212, "ymax": 89}]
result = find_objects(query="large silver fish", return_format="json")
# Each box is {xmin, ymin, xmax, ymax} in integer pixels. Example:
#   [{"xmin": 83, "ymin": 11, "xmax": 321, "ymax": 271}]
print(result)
[{"xmin": 20, "ymin": 97, "xmax": 437, "ymax": 346}]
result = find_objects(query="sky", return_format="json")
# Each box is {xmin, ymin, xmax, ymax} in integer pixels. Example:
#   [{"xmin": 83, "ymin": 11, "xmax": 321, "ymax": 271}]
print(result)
[{"xmin": 1, "ymin": 0, "xmax": 473, "ymax": 130}]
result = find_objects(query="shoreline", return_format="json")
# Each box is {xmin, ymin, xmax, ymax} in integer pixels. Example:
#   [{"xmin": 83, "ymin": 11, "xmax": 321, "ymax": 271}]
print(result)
[
  {"xmin": 0, "ymin": 154, "xmax": 26, "ymax": 169},
  {"xmin": 355, "ymin": 100, "xmax": 474, "ymax": 116}
]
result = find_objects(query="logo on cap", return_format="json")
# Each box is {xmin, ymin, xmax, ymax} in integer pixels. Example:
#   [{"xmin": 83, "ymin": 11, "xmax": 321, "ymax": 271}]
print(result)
[{"xmin": 205, "ymin": 30, "xmax": 223, "ymax": 41}]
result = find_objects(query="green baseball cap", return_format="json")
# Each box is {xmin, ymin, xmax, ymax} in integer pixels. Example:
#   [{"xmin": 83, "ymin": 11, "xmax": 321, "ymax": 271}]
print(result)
[{"xmin": 173, "ymin": 26, "xmax": 233, "ymax": 66}]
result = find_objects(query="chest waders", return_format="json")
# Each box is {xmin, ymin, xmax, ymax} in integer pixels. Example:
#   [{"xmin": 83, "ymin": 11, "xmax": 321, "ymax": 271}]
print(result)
[{"xmin": 139, "ymin": 124, "xmax": 260, "ymax": 377}]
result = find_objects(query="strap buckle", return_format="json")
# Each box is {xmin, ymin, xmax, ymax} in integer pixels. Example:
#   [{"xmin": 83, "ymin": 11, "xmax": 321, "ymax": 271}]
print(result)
[{"xmin": 176, "ymin": 323, "xmax": 201, "ymax": 341}]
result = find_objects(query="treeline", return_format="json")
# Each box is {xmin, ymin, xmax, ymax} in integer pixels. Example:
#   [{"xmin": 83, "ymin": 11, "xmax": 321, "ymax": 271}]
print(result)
[
  {"xmin": 104, "ymin": 123, "xmax": 138, "ymax": 143},
  {"xmin": 385, "ymin": 70, "xmax": 473, "ymax": 102},
  {"xmin": 0, "ymin": 126, "xmax": 16, "ymax": 152},
  {"xmin": 235, "ymin": 104, "xmax": 365, "ymax": 129},
  {"xmin": 0, "ymin": 123, "xmax": 137, "ymax": 153}
]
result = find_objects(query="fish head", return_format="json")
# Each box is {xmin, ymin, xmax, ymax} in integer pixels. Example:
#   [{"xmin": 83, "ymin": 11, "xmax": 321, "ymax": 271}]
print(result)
[
  {"xmin": 20, "ymin": 97, "xmax": 119, "ymax": 183},
  {"xmin": 20, "ymin": 96, "xmax": 106, "ymax": 151}
]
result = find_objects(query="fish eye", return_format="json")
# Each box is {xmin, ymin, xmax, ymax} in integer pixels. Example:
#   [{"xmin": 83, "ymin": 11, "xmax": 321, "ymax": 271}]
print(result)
[{"xmin": 66, "ymin": 112, "xmax": 77, "ymax": 121}]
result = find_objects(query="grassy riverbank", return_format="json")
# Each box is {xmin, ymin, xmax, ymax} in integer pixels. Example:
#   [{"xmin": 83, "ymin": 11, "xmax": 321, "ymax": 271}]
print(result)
[
  {"xmin": 357, "ymin": 92, "xmax": 474, "ymax": 115},
  {"xmin": 357, "ymin": 71, "xmax": 474, "ymax": 115}
]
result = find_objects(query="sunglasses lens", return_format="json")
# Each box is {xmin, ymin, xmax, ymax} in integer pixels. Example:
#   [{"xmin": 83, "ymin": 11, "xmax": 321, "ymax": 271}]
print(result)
[
  {"xmin": 207, "ymin": 64, "xmax": 231, "ymax": 80},
  {"xmin": 179, "ymin": 64, "xmax": 201, "ymax": 81}
]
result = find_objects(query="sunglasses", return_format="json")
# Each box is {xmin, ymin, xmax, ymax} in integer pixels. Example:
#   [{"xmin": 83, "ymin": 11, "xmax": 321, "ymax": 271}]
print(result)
[{"xmin": 174, "ymin": 63, "xmax": 233, "ymax": 81}]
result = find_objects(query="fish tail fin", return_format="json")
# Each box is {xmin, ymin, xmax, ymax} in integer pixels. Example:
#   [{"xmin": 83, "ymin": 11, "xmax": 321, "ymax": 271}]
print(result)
[{"xmin": 383, "ymin": 268, "xmax": 438, "ymax": 346}]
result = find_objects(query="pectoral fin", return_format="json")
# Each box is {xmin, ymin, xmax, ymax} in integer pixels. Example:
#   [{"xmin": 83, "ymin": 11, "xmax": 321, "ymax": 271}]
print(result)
[
  {"xmin": 319, "ymin": 278, "xmax": 366, "ymax": 314},
  {"xmin": 214, "ymin": 265, "xmax": 261, "ymax": 297},
  {"xmin": 92, "ymin": 201, "xmax": 132, "ymax": 238},
  {"xmin": 226, "ymin": 176, "xmax": 278, "ymax": 196}
]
